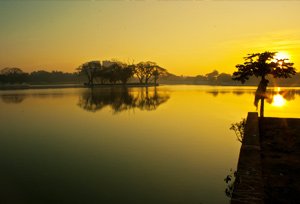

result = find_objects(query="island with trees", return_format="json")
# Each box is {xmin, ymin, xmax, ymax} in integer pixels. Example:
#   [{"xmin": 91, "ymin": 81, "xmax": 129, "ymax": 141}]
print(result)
[{"xmin": 76, "ymin": 60, "xmax": 167, "ymax": 87}]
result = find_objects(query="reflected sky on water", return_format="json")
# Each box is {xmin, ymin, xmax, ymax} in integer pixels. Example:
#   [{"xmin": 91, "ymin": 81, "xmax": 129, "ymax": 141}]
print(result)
[{"xmin": 0, "ymin": 85, "xmax": 300, "ymax": 203}]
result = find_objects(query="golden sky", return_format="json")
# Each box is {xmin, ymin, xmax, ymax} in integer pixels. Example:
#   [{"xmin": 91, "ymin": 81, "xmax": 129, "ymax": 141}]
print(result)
[{"xmin": 1, "ymin": 0, "xmax": 300, "ymax": 76}]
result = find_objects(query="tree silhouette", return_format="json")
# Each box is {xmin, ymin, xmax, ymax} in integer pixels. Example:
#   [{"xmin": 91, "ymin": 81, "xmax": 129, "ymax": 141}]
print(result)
[
  {"xmin": 233, "ymin": 51, "xmax": 295, "ymax": 85},
  {"xmin": 233, "ymin": 51, "xmax": 296, "ymax": 116},
  {"xmin": 134, "ymin": 61, "xmax": 165, "ymax": 85},
  {"xmin": 105, "ymin": 61, "xmax": 134, "ymax": 85},
  {"xmin": 0, "ymin": 67, "xmax": 28, "ymax": 84},
  {"xmin": 134, "ymin": 62, "xmax": 152, "ymax": 84},
  {"xmin": 29, "ymin": 70, "xmax": 79, "ymax": 84},
  {"xmin": 206, "ymin": 70, "xmax": 219, "ymax": 84},
  {"xmin": 230, "ymin": 118, "xmax": 246, "ymax": 143},
  {"xmin": 77, "ymin": 61, "xmax": 102, "ymax": 86},
  {"xmin": 153, "ymin": 66, "xmax": 167, "ymax": 85}
]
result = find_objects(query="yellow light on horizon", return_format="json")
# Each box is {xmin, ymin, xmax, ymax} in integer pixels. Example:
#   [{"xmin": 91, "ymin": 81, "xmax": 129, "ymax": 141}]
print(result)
[{"xmin": 272, "ymin": 94, "xmax": 286, "ymax": 107}]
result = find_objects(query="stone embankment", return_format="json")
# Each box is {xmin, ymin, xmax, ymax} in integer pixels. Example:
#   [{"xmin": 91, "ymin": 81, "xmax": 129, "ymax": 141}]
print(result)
[{"xmin": 232, "ymin": 112, "xmax": 300, "ymax": 203}]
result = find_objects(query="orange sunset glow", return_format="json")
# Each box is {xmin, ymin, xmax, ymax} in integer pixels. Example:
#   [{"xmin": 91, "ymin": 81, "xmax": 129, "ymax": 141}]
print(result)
[
  {"xmin": 1, "ymin": 1, "xmax": 300, "ymax": 75},
  {"xmin": 1, "ymin": 1, "xmax": 300, "ymax": 203}
]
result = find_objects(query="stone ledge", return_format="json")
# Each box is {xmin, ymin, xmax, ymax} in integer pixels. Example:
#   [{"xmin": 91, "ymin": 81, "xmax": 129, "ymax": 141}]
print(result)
[{"xmin": 231, "ymin": 112, "xmax": 264, "ymax": 204}]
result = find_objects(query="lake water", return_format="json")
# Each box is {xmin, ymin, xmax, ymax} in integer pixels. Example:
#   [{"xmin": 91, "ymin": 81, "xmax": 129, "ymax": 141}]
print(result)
[{"xmin": 0, "ymin": 85, "xmax": 300, "ymax": 204}]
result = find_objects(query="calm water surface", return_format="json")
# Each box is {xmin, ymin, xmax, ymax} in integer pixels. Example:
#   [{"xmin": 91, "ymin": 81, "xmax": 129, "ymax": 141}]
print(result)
[{"xmin": 1, "ymin": 85, "xmax": 300, "ymax": 204}]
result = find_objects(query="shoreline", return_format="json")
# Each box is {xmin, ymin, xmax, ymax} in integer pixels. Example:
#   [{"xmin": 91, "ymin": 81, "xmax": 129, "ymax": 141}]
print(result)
[
  {"xmin": 1, "ymin": 83, "xmax": 300, "ymax": 91},
  {"xmin": 0, "ymin": 84, "xmax": 84, "ymax": 90},
  {"xmin": 0, "ymin": 83, "xmax": 159, "ymax": 90}
]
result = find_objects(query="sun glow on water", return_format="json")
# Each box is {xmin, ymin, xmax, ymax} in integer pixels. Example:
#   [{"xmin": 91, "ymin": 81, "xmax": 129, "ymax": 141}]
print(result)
[{"xmin": 272, "ymin": 94, "xmax": 286, "ymax": 107}]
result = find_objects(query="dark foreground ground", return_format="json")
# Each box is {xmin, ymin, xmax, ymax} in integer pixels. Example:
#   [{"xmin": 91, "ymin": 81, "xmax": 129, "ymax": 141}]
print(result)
[
  {"xmin": 260, "ymin": 117, "xmax": 300, "ymax": 203},
  {"xmin": 232, "ymin": 113, "xmax": 300, "ymax": 204}
]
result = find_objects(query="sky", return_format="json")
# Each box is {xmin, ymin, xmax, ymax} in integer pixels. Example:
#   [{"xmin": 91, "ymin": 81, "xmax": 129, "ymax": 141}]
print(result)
[{"xmin": 1, "ymin": 0, "xmax": 300, "ymax": 76}]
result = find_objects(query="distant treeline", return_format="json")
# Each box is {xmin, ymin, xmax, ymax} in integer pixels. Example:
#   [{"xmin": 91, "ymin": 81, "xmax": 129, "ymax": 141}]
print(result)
[
  {"xmin": 0, "ymin": 68, "xmax": 83, "ymax": 85},
  {"xmin": 160, "ymin": 70, "xmax": 300, "ymax": 86},
  {"xmin": 0, "ymin": 60, "xmax": 167, "ymax": 86},
  {"xmin": 1, "ymin": 67, "xmax": 300, "ymax": 86}
]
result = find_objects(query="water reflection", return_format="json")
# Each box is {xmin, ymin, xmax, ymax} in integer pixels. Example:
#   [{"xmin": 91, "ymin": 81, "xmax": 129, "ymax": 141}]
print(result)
[
  {"xmin": 205, "ymin": 88, "xmax": 300, "ymax": 99},
  {"xmin": 204, "ymin": 88, "xmax": 300, "ymax": 117},
  {"xmin": 254, "ymin": 88, "xmax": 299, "ymax": 116},
  {"xmin": 206, "ymin": 90, "xmax": 219, "ymax": 97},
  {"xmin": 267, "ymin": 89, "xmax": 299, "ymax": 103},
  {"xmin": 0, "ymin": 92, "xmax": 68, "ymax": 104},
  {"xmin": 77, "ymin": 87, "xmax": 170, "ymax": 113},
  {"xmin": 255, "ymin": 89, "xmax": 299, "ymax": 106},
  {"xmin": 206, "ymin": 89, "xmax": 254, "ymax": 96},
  {"xmin": 1, "ymin": 94, "xmax": 26, "ymax": 103},
  {"xmin": 272, "ymin": 94, "xmax": 286, "ymax": 107}
]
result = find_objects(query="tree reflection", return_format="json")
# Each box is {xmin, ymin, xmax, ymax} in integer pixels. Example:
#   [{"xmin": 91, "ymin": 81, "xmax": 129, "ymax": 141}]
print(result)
[
  {"xmin": 205, "ymin": 88, "xmax": 300, "ymax": 116},
  {"xmin": 254, "ymin": 89, "xmax": 300, "ymax": 116},
  {"xmin": 206, "ymin": 89, "xmax": 253, "ymax": 96},
  {"xmin": 205, "ymin": 88, "xmax": 300, "ymax": 99},
  {"xmin": 231, "ymin": 90, "xmax": 245, "ymax": 96},
  {"xmin": 1, "ymin": 94, "xmax": 26, "ymax": 103},
  {"xmin": 267, "ymin": 89, "xmax": 300, "ymax": 102},
  {"xmin": 78, "ymin": 87, "xmax": 170, "ymax": 113},
  {"xmin": 206, "ymin": 91, "xmax": 219, "ymax": 97}
]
